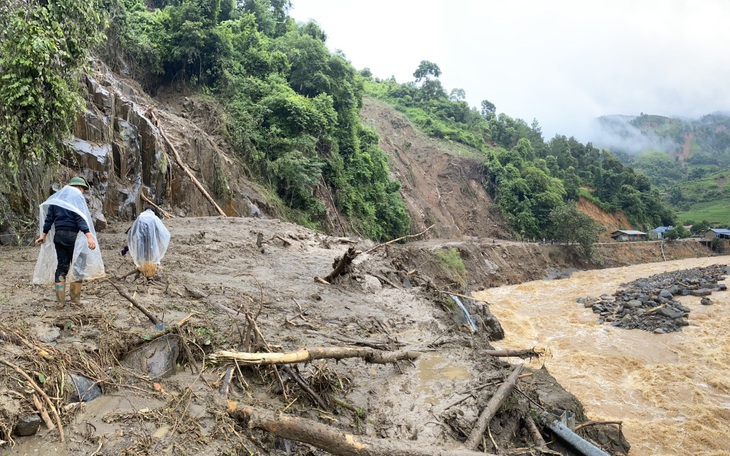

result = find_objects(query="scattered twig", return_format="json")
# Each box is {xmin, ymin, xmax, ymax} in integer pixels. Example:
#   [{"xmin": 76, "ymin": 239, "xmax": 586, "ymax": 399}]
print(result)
[
  {"xmin": 1, "ymin": 359, "xmax": 64, "ymax": 442},
  {"xmin": 32, "ymin": 394, "xmax": 55, "ymax": 430},
  {"xmin": 282, "ymin": 365, "xmax": 328, "ymax": 410}
]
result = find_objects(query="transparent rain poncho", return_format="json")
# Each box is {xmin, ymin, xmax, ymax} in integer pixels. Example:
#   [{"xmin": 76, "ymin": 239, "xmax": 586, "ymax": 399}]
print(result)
[
  {"xmin": 128, "ymin": 209, "xmax": 170, "ymax": 277},
  {"xmin": 33, "ymin": 186, "xmax": 105, "ymax": 284}
]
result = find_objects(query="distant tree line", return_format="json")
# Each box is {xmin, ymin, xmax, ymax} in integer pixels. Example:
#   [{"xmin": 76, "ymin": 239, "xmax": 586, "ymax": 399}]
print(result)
[{"xmin": 362, "ymin": 62, "xmax": 676, "ymax": 251}]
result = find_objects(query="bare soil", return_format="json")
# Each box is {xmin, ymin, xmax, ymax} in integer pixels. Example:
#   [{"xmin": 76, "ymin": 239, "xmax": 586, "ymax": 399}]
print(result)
[
  {"xmin": 0, "ymin": 65, "xmax": 711, "ymax": 455},
  {"xmin": 1, "ymin": 216, "xmax": 632, "ymax": 456}
]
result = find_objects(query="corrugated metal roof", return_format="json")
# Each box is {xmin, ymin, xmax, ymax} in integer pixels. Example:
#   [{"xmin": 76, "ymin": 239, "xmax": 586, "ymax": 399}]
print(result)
[{"xmin": 611, "ymin": 230, "xmax": 647, "ymax": 236}]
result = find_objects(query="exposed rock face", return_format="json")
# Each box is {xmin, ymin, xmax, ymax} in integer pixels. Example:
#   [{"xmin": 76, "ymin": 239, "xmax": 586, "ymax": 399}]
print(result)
[{"xmin": 67, "ymin": 62, "xmax": 268, "ymax": 229}]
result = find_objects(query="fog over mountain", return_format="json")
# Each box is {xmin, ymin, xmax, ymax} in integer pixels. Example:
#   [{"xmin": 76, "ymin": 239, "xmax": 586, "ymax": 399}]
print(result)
[{"xmin": 589, "ymin": 115, "xmax": 682, "ymax": 155}]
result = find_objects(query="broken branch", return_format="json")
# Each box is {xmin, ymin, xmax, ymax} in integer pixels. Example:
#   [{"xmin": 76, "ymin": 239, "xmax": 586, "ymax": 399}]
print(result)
[
  {"xmin": 363, "ymin": 224, "xmax": 435, "ymax": 255},
  {"xmin": 107, "ymin": 279, "xmax": 161, "ymax": 326},
  {"xmin": 147, "ymin": 109, "xmax": 227, "ymax": 217},
  {"xmin": 140, "ymin": 192, "xmax": 174, "ymax": 218},
  {"xmin": 482, "ymin": 348, "xmax": 542, "ymax": 359},
  {"xmin": 209, "ymin": 347, "xmax": 420, "ymax": 365}
]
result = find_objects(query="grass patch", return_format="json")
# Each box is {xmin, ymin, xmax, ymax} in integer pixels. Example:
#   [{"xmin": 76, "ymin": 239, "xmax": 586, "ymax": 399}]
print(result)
[
  {"xmin": 677, "ymin": 200, "xmax": 730, "ymax": 226},
  {"xmin": 434, "ymin": 247, "xmax": 465, "ymax": 275}
]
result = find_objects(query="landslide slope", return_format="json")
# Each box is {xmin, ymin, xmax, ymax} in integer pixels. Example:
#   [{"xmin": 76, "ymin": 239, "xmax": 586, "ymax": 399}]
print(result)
[{"xmin": 361, "ymin": 97, "xmax": 513, "ymax": 241}]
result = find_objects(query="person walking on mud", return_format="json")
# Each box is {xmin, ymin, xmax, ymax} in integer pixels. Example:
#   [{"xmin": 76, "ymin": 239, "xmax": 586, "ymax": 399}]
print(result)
[
  {"xmin": 123, "ymin": 205, "xmax": 170, "ymax": 278},
  {"xmin": 34, "ymin": 177, "xmax": 105, "ymax": 308}
]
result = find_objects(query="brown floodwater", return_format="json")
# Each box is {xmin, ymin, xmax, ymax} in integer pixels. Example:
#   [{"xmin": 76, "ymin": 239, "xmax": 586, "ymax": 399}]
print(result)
[{"xmin": 473, "ymin": 255, "xmax": 730, "ymax": 456}]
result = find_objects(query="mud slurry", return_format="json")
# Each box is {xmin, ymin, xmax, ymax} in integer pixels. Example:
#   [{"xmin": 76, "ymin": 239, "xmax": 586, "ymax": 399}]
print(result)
[{"xmin": 0, "ymin": 216, "xmax": 628, "ymax": 455}]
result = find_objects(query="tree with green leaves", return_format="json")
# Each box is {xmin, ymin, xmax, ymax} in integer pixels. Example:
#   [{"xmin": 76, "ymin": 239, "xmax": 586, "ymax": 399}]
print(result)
[
  {"xmin": 449, "ymin": 88, "xmax": 465, "ymax": 102},
  {"xmin": 0, "ymin": 0, "xmax": 105, "ymax": 216},
  {"xmin": 548, "ymin": 202, "xmax": 604, "ymax": 258},
  {"xmin": 413, "ymin": 60, "xmax": 441, "ymax": 83},
  {"xmin": 480, "ymin": 99, "xmax": 496, "ymax": 120}
]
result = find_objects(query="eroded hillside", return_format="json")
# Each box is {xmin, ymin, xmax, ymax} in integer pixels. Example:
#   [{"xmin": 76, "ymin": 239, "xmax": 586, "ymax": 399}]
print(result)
[{"xmin": 361, "ymin": 98, "xmax": 513, "ymax": 241}]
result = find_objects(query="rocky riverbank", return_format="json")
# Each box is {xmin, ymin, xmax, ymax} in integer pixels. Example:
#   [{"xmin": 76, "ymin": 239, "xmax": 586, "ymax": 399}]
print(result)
[{"xmin": 579, "ymin": 265, "xmax": 729, "ymax": 333}]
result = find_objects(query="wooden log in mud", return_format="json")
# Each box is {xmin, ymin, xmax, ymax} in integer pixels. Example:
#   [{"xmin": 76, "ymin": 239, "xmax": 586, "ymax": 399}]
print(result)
[
  {"xmin": 228, "ymin": 403, "xmax": 496, "ymax": 456},
  {"xmin": 465, "ymin": 363, "xmax": 524, "ymax": 450},
  {"xmin": 209, "ymin": 347, "xmax": 420, "ymax": 365},
  {"xmin": 482, "ymin": 348, "xmax": 542, "ymax": 359},
  {"xmin": 107, "ymin": 279, "xmax": 161, "ymax": 326},
  {"xmin": 324, "ymin": 246, "xmax": 359, "ymax": 283}
]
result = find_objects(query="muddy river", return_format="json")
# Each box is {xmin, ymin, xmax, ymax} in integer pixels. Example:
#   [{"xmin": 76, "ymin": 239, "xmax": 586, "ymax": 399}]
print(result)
[{"xmin": 473, "ymin": 255, "xmax": 730, "ymax": 456}]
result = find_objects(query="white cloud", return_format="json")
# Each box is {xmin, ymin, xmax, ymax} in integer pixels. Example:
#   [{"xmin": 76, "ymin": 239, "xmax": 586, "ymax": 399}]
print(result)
[{"xmin": 289, "ymin": 0, "xmax": 730, "ymax": 142}]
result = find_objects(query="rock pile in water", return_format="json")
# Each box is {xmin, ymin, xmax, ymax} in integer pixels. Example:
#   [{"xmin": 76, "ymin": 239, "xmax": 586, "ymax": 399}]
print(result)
[{"xmin": 577, "ymin": 264, "xmax": 729, "ymax": 333}]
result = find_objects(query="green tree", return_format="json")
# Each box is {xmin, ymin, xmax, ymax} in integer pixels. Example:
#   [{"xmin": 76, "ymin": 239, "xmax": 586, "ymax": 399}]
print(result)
[
  {"xmin": 480, "ymin": 99, "xmax": 496, "ymax": 120},
  {"xmin": 0, "ymin": 0, "xmax": 105, "ymax": 213},
  {"xmin": 548, "ymin": 203, "xmax": 604, "ymax": 258},
  {"xmin": 240, "ymin": 0, "xmax": 292, "ymax": 38},
  {"xmin": 449, "ymin": 88, "xmax": 465, "ymax": 102},
  {"xmin": 413, "ymin": 60, "xmax": 441, "ymax": 82}
]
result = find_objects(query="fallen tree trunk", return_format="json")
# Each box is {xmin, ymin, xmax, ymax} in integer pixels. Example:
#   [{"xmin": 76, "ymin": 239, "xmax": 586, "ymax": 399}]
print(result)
[
  {"xmin": 482, "ymin": 348, "xmax": 542, "ymax": 359},
  {"xmin": 464, "ymin": 363, "xmax": 524, "ymax": 450},
  {"xmin": 147, "ymin": 109, "xmax": 227, "ymax": 217},
  {"xmin": 209, "ymin": 347, "xmax": 420, "ymax": 365},
  {"xmin": 317, "ymin": 225, "xmax": 435, "ymax": 283},
  {"xmin": 228, "ymin": 403, "xmax": 496, "ymax": 456}
]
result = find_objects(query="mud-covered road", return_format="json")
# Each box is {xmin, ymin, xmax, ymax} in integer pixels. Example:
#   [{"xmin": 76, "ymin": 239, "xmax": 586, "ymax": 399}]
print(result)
[{"xmin": 0, "ymin": 215, "xmax": 680, "ymax": 455}]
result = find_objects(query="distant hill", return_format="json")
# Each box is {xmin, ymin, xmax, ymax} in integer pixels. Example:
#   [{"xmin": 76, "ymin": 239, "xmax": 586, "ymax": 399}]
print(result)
[{"xmin": 592, "ymin": 113, "xmax": 730, "ymax": 226}]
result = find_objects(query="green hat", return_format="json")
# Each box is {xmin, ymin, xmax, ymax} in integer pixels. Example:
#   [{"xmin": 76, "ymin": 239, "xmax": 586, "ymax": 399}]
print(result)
[{"xmin": 68, "ymin": 177, "xmax": 89, "ymax": 189}]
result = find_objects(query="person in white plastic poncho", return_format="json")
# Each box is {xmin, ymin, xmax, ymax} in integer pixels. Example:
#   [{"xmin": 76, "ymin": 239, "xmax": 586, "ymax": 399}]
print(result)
[
  {"xmin": 34, "ymin": 177, "xmax": 105, "ymax": 308},
  {"xmin": 125, "ymin": 206, "xmax": 170, "ymax": 278}
]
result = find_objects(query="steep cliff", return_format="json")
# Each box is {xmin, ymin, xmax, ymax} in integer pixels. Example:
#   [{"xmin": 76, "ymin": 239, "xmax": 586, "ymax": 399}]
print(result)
[{"xmin": 66, "ymin": 61, "xmax": 270, "ymax": 229}]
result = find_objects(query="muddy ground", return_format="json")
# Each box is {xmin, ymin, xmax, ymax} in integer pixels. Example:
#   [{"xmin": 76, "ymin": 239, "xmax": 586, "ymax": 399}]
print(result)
[{"xmin": 0, "ymin": 215, "xmax": 636, "ymax": 455}]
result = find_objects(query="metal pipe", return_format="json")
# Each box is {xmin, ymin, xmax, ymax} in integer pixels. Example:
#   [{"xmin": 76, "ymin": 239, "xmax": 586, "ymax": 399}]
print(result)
[{"xmin": 540, "ymin": 412, "xmax": 610, "ymax": 456}]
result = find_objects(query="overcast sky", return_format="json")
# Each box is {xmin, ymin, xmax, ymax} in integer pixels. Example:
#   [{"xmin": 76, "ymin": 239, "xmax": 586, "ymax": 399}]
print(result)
[{"xmin": 289, "ymin": 0, "xmax": 730, "ymax": 143}]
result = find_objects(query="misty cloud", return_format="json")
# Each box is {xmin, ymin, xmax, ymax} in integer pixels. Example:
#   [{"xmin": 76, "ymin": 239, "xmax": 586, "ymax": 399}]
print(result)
[
  {"xmin": 290, "ymin": 0, "xmax": 730, "ymax": 143},
  {"xmin": 589, "ymin": 116, "xmax": 682, "ymax": 155}
]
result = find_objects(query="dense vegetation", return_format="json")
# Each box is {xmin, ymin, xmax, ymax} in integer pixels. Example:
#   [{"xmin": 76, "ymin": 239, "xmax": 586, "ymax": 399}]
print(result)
[
  {"xmin": 1, "ymin": 0, "xmax": 682, "ymax": 248},
  {"xmin": 0, "ymin": 0, "xmax": 105, "ymax": 231},
  {"xmin": 364, "ymin": 63, "xmax": 675, "ymax": 245},
  {"xmin": 598, "ymin": 114, "xmax": 730, "ymax": 227},
  {"xmin": 1, "ymin": 0, "xmax": 410, "ymax": 241}
]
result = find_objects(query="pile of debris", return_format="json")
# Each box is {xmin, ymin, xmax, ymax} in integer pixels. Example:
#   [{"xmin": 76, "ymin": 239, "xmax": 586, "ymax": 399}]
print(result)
[{"xmin": 578, "ymin": 264, "xmax": 728, "ymax": 333}]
